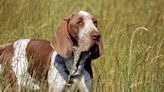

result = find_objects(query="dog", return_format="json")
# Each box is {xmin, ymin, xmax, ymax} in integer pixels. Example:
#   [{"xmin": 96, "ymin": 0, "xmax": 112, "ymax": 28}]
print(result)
[{"xmin": 0, "ymin": 10, "xmax": 103, "ymax": 92}]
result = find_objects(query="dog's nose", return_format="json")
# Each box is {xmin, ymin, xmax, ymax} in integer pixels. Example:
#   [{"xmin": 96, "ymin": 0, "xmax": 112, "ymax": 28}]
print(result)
[{"xmin": 91, "ymin": 31, "xmax": 100, "ymax": 40}]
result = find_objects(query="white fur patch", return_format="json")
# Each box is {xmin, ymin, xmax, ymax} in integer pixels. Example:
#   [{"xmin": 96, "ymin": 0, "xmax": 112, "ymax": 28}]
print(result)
[
  {"xmin": 79, "ymin": 70, "xmax": 92, "ymax": 92},
  {"xmin": 48, "ymin": 51, "xmax": 67, "ymax": 92},
  {"xmin": 12, "ymin": 39, "xmax": 40, "ymax": 90},
  {"xmin": 79, "ymin": 11, "xmax": 90, "ymax": 16},
  {"xmin": 78, "ymin": 11, "xmax": 99, "ymax": 51}
]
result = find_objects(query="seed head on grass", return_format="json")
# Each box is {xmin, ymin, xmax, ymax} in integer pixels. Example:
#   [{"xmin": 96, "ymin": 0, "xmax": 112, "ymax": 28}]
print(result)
[{"xmin": 129, "ymin": 27, "xmax": 149, "ymax": 62}]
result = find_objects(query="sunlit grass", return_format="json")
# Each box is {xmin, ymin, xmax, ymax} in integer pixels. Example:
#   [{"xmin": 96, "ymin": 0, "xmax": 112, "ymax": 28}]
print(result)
[{"xmin": 0, "ymin": 0, "xmax": 164, "ymax": 92}]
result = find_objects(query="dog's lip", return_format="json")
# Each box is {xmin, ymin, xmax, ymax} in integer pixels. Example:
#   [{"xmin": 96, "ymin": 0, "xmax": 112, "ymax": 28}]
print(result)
[
  {"xmin": 92, "ymin": 37, "xmax": 97, "ymax": 40},
  {"xmin": 90, "ymin": 39, "xmax": 99, "ymax": 47}
]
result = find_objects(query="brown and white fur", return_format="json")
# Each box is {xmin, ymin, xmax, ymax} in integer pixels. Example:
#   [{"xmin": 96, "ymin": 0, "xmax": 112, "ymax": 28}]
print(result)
[{"xmin": 0, "ymin": 11, "xmax": 103, "ymax": 92}]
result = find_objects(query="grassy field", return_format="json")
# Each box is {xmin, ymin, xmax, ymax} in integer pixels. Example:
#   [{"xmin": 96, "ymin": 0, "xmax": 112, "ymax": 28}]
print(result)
[{"xmin": 0, "ymin": 0, "xmax": 164, "ymax": 92}]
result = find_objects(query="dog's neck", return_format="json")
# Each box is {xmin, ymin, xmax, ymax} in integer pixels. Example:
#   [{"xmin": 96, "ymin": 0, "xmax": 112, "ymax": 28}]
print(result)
[{"xmin": 54, "ymin": 49, "xmax": 91, "ymax": 76}]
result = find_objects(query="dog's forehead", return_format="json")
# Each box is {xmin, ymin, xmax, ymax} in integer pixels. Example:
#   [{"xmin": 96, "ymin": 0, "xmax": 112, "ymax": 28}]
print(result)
[{"xmin": 79, "ymin": 11, "xmax": 92, "ymax": 18}]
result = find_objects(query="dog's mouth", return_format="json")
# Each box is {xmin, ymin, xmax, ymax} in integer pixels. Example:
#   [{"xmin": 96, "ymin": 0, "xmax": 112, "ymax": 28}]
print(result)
[{"xmin": 78, "ymin": 38, "xmax": 99, "ymax": 53}]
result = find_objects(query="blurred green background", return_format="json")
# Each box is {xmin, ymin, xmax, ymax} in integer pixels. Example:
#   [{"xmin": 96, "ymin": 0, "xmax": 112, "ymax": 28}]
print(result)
[{"xmin": 0, "ymin": 0, "xmax": 164, "ymax": 92}]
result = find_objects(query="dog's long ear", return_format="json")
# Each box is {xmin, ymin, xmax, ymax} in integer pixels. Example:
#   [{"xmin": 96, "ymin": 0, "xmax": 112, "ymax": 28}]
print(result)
[
  {"xmin": 51, "ymin": 16, "xmax": 73, "ymax": 59},
  {"xmin": 90, "ymin": 39, "xmax": 103, "ymax": 59}
]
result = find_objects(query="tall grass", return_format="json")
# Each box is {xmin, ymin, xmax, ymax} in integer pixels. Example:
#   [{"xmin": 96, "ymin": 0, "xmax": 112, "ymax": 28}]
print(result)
[{"xmin": 0, "ymin": 0, "xmax": 164, "ymax": 92}]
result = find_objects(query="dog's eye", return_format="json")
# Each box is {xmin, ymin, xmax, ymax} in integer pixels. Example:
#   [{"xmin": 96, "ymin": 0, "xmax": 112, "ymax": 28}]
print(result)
[
  {"xmin": 77, "ymin": 20, "xmax": 83, "ymax": 25},
  {"xmin": 93, "ymin": 21, "xmax": 98, "ymax": 27}
]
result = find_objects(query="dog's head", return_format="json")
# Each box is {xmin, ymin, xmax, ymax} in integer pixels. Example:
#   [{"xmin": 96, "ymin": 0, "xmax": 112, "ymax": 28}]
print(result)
[{"xmin": 51, "ymin": 11, "xmax": 103, "ymax": 59}]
